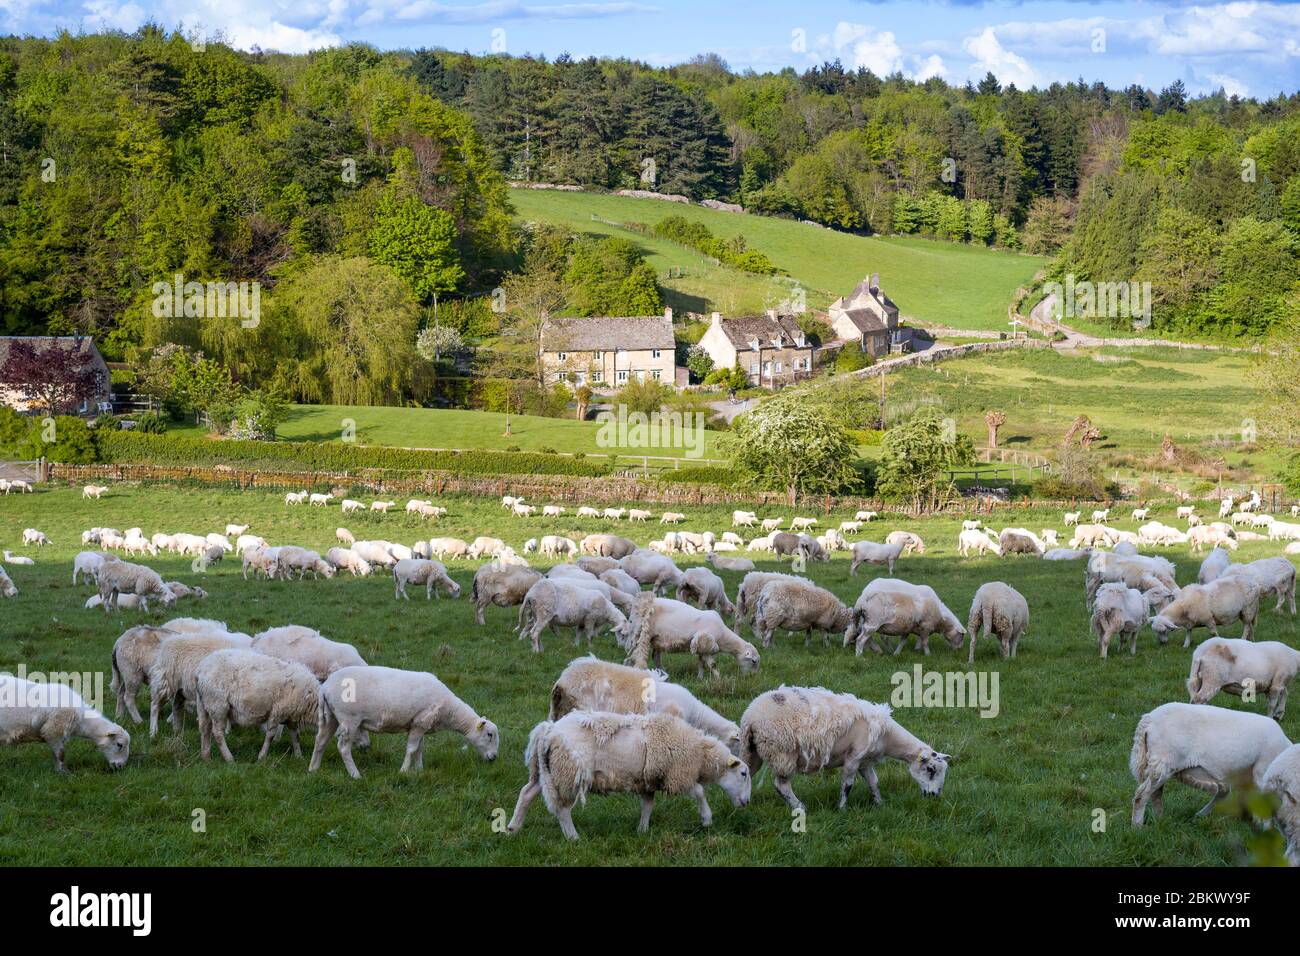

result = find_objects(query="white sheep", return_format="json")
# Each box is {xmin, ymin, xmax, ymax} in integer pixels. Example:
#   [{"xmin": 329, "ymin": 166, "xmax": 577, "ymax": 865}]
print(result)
[
  {"xmin": 619, "ymin": 549, "xmax": 684, "ymax": 595},
  {"xmin": 507, "ymin": 710, "xmax": 749, "ymax": 840},
  {"xmin": 621, "ymin": 593, "xmax": 759, "ymax": 678},
  {"xmin": 884, "ymin": 530, "xmax": 925, "ymax": 554},
  {"xmin": 842, "ymin": 578, "xmax": 966, "ymax": 657},
  {"xmin": 752, "ymin": 578, "xmax": 850, "ymax": 648},
  {"xmin": 1131, "ymin": 702, "xmax": 1291, "ymax": 826},
  {"xmin": 706, "ymin": 551, "xmax": 755, "ymax": 573},
  {"xmin": 1063, "ymin": 511, "xmax": 1081, "ymax": 526},
  {"xmin": 225, "ymin": 523, "xmax": 250, "ymax": 537},
  {"xmin": 370, "ymin": 500, "xmax": 396, "ymax": 514},
  {"xmin": 1221, "ymin": 557, "xmax": 1297, "ymax": 615},
  {"xmin": 336, "ymin": 527, "xmax": 355, "ymax": 547},
  {"xmin": 1188, "ymin": 637, "xmax": 1300, "ymax": 720},
  {"xmin": 854, "ymin": 511, "xmax": 878, "ymax": 522},
  {"xmin": 576, "ymin": 506, "xmax": 601, "ymax": 519},
  {"xmin": 1262, "ymin": 746, "xmax": 1300, "ymax": 865},
  {"xmin": 7, "ymin": 479, "xmax": 32, "ymax": 493},
  {"xmin": 425, "ymin": 537, "xmax": 469, "ymax": 560},
  {"xmin": 676, "ymin": 566, "xmax": 735, "ymax": 618},
  {"xmin": 95, "ymin": 560, "xmax": 172, "ymax": 613},
  {"xmin": 22, "ymin": 529, "xmax": 49, "ymax": 547},
  {"xmin": 324, "ymin": 547, "xmax": 371, "ymax": 577},
  {"xmin": 309, "ymin": 493, "xmax": 334, "ymax": 507},
  {"xmin": 760, "ymin": 517, "xmax": 783, "ymax": 533},
  {"xmin": 579, "ymin": 533, "xmax": 637, "ymax": 558},
  {"xmin": 516, "ymin": 579, "xmax": 627, "ymax": 653},
  {"xmin": 0, "ymin": 565, "xmax": 16, "ymax": 598},
  {"xmin": 3, "ymin": 550, "xmax": 33, "ymax": 566},
  {"xmin": 310, "ymin": 665, "xmax": 498, "ymax": 779},
  {"xmin": 471, "ymin": 564, "xmax": 543, "ymax": 625},
  {"xmin": 341, "ymin": 499, "xmax": 365, "ymax": 514},
  {"xmin": 147, "ymin": 627, "xmax": 253, "ymax": 737},
  {"xmin": 235, "ymin": 534, "xmax": 268, "ymax": 555},
  {"xmin": 966, "ymin": 582, "xmax": 1029, "ymax": 662},
  {"xmin": 110, "ymin": 624, "xmax": 176, "ymax": 723},
  {"xmin": 1132, "ymin": 507, "xmax": 1150, "ymax": 521},
  {"xmin": 285, "ymin": 490, "xmax": 308, "ymax": 505},
  {"xmin": 466, "ymin": 536, "xmax": 507, "ymax": 559},
  {"xmin": 1197, "ymin": 547, "xmax": 1233, "ymax": 584},
  {"xmin": 0, "ymin": 676, "xmax": 130, "ymax": 772},
  {"xmin": 739, "ymin": 686, "xmax": 949, "ymax": 811},
  {"xmin": 1089, "ymin": 582, "xmax": 1147, "ymax": 658},
  {"xmin": 732, "ymin": 510, "xmax": 758, "ymax": 528},
  {"xmin": 790, "ymin": 516, "xmax": 818, "ymax": 531},
  {"xmin": 393, "ymin": 558, "xmax": 460, "ymax": 600},
  {"xmin": 540, "ymin": 535, "xmax": 578, "ymax": 558},
  {"xmin": 660, "ymin": 512, "xmax": 686, "ymax": 524},
  {"xmin": 627, "ymin": 508, "xmax": 653, "ymax": 522},
  {"xmin": 194, "ymin": 649, "xmax": 321, "ymax": 761},
  {"xmin": 1150, "ymin": 577, "xmax": 1260, "ymax": 648},
  {"xmin": 957, "ymin": 529, "xmax": 1001, "ymax": 558}
]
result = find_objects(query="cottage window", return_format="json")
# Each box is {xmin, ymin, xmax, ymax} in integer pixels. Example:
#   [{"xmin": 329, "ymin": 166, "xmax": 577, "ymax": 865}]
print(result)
[
  {"xmin": 592, "ymin": 351, "xmax": 602, "ymax": 360},
  {"xmin": 556, "ymin": 371, "xmax": 569, "ymax": 382},
  {"xmin": 617, "ymin": 370, "xmax": 628, "ymax": 383},
  {"xmin": 651, "ymin": 349, "xmax": 661, "ymax": 359},
  {"xmin": 592, "ymin": 369, "xmax": 603, "ymax": 382},
  {"xmin": 775, "ymin": 361, "xmax": 783, "ymax": 373},
  {"xmin": 557, "ymin": 351, "xmax": 567, "ymax": 361},
  {"xmin": 750, "ymin": 362, "xmax": 759, "ymax": 375},
  {"xmin": 651, "ymin": 370, "xmax": 661, "ymax": 380}
]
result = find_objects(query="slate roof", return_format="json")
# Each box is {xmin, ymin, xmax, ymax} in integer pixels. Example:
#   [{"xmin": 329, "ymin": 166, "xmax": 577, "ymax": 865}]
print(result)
[{"xmin": 540, "ymin": 316, "xmax": 675, "ymax": 352}]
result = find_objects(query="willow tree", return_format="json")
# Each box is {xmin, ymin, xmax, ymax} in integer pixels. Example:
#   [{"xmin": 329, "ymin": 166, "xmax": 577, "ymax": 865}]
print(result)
[{"xmin": 728, "ymin": 395, "xmax": 862, "ymax": 504}]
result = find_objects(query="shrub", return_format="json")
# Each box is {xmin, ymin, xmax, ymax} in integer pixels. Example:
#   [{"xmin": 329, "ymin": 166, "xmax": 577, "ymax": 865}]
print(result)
[
  {"xmin": 835, "ymin": 348, "xmax": 874, "ymax": 373},
  {"xmin": 133, "ymin": 412, "xmax": 167, "ymax": 435}
]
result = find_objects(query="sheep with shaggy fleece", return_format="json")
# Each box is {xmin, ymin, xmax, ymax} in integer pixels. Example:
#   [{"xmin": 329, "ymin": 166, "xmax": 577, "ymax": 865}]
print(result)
[
  {"xmin": 466, "ymin": 536, "xmax": 506, "ymax": 560},
  {"xmin": 276, "ymin": 547, "xmax": 335, "ymax": 580},
  {"xmin": 772, "ymin": 532, "xmax": 828, "ymax": 562},
  {"xmin": 885, "ymin": 530, "xmax": 925, "ymax": 554},
  {"xmin": 843, "ymin": 578, "xmax": 966, "ymax": 657},
  {"xmin": 761, "ymin": 518, "xmax": 783, "ymax": 533},
  {"xmin": 194, "ymin": 649, "xmax": 320, "ymax": 762},
  {"xmin": 517, "ymin": 579, "xmax": 627, "ymax": 653},
  {"xmin": 1085, "ymin": 552, "xmax": 1178, "ymax": 607},
  {"xmin": 966, "ymin": 582, "xmax": 1029, "ymax": 662},
  {"xmin": 110, "ymin": 625, "xmax": 176, "ymax": 723},
  {"xmin": 324, "ymin": 547, "xmax": 371, "ymax": 577},
  {"xmin": 1188, "ymin": 637, "xmax": 1300, "ymax": 720},
  {"xmin": 539, "ymin": 535, "xmax": 578, "ymax": 558},
  {"xmin": 507, "ymin": 710, "xmax": 749, "ymax": 839},
  {"xmin": 580, "ymin": 534, "xmax": 637, "ymax": 559},
  {"xmin": 739, "ymin": 686, "xmax": 949, "ymax": 811},
  {"xmin": 393, "ymin": 558, "xmax": 460, "ymax": 600},
  {"xmin": 1150, "ymin": 577, "xmax": 1260, "ymax": 648},
  {"xmin": 621, "ymin": 593, "xmax": 759, "ymax": 678},
  {"xmin": 1186, "ymin": 525, "xmax": 1238, "ymax": 552},
  {"xmin": 413, "ymin": 537, "xmax": 463, "ymax": 561},
  {"xmin": 753, "ymin": 579, "xmax": 851, "ymax": 649},
  {"xmin": 310, "ymin": 665, "xmax": 498, "ymax": 779},
  {"xmin": 735, "ymin": 571, "xmax": 807, "ymax": 627},
  {"xmin": 1197, "ymin": 547, "xmax": 1233, "ymax": 585},
  {"xmin": 619, "ymin": 549, "xmax": 684, "ymax": 595},
  {"xmin": 598, "ymin": 568, "xmax": 641, "ymax": 598},
  {"xmin": 707, "ymin": 551, "xmax": 754, "ymax": 573},
  {"xmin": 73, "ymin": 550, "xmax": 118, "ymax": 585},
  {"xmin": 0, "ymin": 676, "xmax": 130, "ymax": 772},
  {"xmin": 676, "ymin": 567, "xmax": 735, "ymax": 618},
  {"xmin": 242, "ymin": 546, "xmax": 281, "ymax": 580},
  {"xmin": 96, "ymin": 560, "xmax": 171, "ymax": 613},
  {"xmin": 471, "ymin": 564, "xmax": 543, "ymax": 625},
  {"xmin": 1089, "ymin": 583, "xmax": 1147, "ymax": 658},
  {"xmin": 548, "ymin": 656, "xmax": 740, "ymax": 752},
  {"xmin": 575, "ymin": 555, "xmax": 619, "ymax": 576},
  {"xmin": 1131, "ymin": 702, "xmax": 1291, "ymax": 826},
  {"xmin": 148, "ymin": 629, "xmax": 253, "ymax": 737},
  {"xmin": 998, "ymin": 528, "xmax": 1043, "ymax": 557},
  {"xmin": 956, "ymin": 529, "xmax": 1000, "ymax": 558},
  {"xmin": 1221, "ymin": 557, "xmax": 1297, "ymax": 615},
  {"xmin": 1262, "ymin": 746, "xmax": 1300, "ymax": 865}
]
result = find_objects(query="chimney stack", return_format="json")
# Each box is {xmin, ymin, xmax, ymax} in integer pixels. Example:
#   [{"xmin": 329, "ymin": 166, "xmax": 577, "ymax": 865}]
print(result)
[
  {"xmin": 664, "ymin": 307, "xmax": 673, "ymax": 322},
  {"xmin": 869, "ymin": 272, "xmax": 880, "ymax": 292},
  {"xmin": 711, "ymin": 311, "xmax": 722, "ymax": 327}
]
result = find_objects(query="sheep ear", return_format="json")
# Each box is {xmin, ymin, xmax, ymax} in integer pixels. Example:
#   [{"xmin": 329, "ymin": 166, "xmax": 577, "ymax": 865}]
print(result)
[
  {"xmin": 475, "ymin": 718, "xmax": 486, "ymax": 731},
  {"xmin": 727, "ymin": 756, "xmax": 741, "ymax": 768}
]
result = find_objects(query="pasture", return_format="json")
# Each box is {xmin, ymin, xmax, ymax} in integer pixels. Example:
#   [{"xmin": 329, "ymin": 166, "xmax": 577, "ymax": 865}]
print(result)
[
  {"xmin": 1, "ymin": 484, "xmax": 1297, "ymax": 866},
  {"xmin": 510, "ymin": 188, "xmax": 1045, "ymax": 330}
]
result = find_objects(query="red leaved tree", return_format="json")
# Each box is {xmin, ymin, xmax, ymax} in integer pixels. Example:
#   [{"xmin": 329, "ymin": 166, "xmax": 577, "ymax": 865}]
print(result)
[{"xmin": 0, "ymin": 340, "xmax": 101, "ymax": 416}]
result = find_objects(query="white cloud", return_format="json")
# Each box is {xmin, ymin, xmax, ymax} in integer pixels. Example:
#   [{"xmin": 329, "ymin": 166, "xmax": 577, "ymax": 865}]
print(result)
[
  {"xmin": 1204, "ymin": 71, "xmax": 1250, "ymax": 97},
  {"xmin": 962, "ymin": 26, "xmax": 1038, "ymax": 88},
  {"xmin": 79, "ymin": 0, "xmax": 344, "ymax": 52},
  {"xmin": 912, "ymin": 54, "xmax": 946, "ymax": 82}
]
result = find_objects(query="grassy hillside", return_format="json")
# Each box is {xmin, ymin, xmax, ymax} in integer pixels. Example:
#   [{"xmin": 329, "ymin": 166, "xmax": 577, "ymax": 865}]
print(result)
[
  {"xmin": 1, "ymin": 485, "xmax": 1296, "ymax": 865},
  {"xmin": 510, "ymin": 188, "xmax": 1045, "ymax": 331}
]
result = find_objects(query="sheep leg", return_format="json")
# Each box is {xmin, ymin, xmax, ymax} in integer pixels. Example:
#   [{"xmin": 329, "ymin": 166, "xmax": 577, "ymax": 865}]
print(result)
[
  {"xmin": 256, "ymin": 722, "xmax": 282, "ymax": 762},
  {"xmin": 858, "ymin": 763, "xmax": 882, "ymax": 805},
  {"xmin": 48, "ymin": 739, "xmax": 68, "ymax": 773},
  {"xmin": 1131, "ymin": 772, "xmax": 1169, "ymax": 826},
  {"xmin": 773, "ymin": 776, "xmax": 805, "ymax": 812},
  {"xmin": 198, "ymin": 702, "xmax": 214, "ymax": 760},
  {"xmin": 637, "ymin": 792, "xmax": 656, "ymax": 832},
  {"xmin": 399, "ymin": 729, "xmax": 426, "ymax": 772},
  {"xmin": 308, "ymin": 709, "xmax": 339, "ymax": 773},
  {"xmin": 1178, "ymin": 766, "xmax": 1228, "ymax": 817},
  {"xmin": 838, "ymin": 760, "xmax": 860, "ymax": 809},
  {"xmin": 169, "ymin": 691, "xmax": 185, "ymax": 734},
  {"xmin": 337, "ymin": 728, "xmax": 363, "ymax": 780},
  {"xmin": 1268, "ymin": 685, "xmax": 1287, "ymax": 721},
  {"xmin": 555, "ymin": 802, "xmax": 580, "ymax": 841},
  {"xmin": 691, "ymin": 784, "xmax": 712, "ymax": 827},
  {"xmin": 149, "ymin": 687, "xmax": 163, "ymax": 738},
  {"xmin": 210, "ymin": 714, "xmax": 235, "ymax": 763},
  {"xmin": 507, "ymin": 775, "xmax": 542, "ymax": 833},
  {"xmin": 288, "ymin": 727, "xmax": 303, "ymax": 757}
]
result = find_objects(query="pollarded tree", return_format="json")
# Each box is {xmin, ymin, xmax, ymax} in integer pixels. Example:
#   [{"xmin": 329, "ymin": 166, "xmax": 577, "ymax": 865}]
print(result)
[
  {"xmin": 985, "ymin": 410, "xmax": 1006, "ymax": 448},
  {"xmin": 728, "ymin": 395, "xmax": 862, "ymax": 503}
]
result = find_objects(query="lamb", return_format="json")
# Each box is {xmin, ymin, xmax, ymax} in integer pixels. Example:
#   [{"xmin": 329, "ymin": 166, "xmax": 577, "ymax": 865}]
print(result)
[
  {"xmin": 676, "ymin": 567, "xmax": 735, "ymax": 617},
  {"xmin": 1063, "ymin": 511, "xmax": 1081, "ymax": 526},
  {"xmin": 660, "ymin": 512, "xmax": 685, "ymax": 524},
  {"xmin": 425, "ymin": 537, "xmax": 469, "ymax": 560},
  {"xmin": 1197, "ymin": 547, "xmax": 1233, "ymax": 585},
  {"xmin": 761, "ymin": 517, "xmax": 783, "ymax": 532},
  {"xmin": 466, "ymin": 536, "xmax": 506, "ymax": 560},
  {"xmin": 370, "ymin": 500, "xmax": 396, "ymax": 514},
  {"xmin": 509, "ymin": 714, "xmax": 747, "ymax": 842},
  {"xmin": 885, "ymin": 530, "xmax": 925, "ymax": 554},
  {"xmin": 956, "ymin": 529, "xmax": 1001, "ymax": 558},
  {"xmin": 502, "ymin": 495, "xmax": 524, "ymax": 510},
  {"xmin": 1089, "ymin": 583, "xmax": 1148, "ymax": 658},
  {"xmin": 309, "ymin": 493, "xmax": 334, "ymax": 507},
  {"xmin": 675, "ymin": 531, "xmax": 715, "ymax": 554},
  {"xmin": 110, "ymin": 624, "xmax": 176, "ymax": 723},
  {"xmin": 1069, "ymin": 524, "xmax": 1114, "ymax": 548},
  {"xmin": 148, "ymin": 629, "xmax": 254, "ymax": 737},
  {"xmin": 350, "ymin": 540, "xmax": 399, "ymax": 568},
  {"xmin": 548, "ymin": 656, "xmax": 740, "ymax": 752},
  {"xmin": 579, "ymin": 533, "xmax": 637, "ymax": 558},
  {"xmin": 746, "ymin": 535, "xmax": 774, "ymax": 552},
  {"xmin": 0, "ymin": 566, "xmax": 15, "ymax": 598},
  {"xmin": 739, "ymin": 686, "xmax": 950, "ymax": 811},
  {"xmin": 732, "ymin": 510, "xmax": 758, "ymax": 528},
  {"xmin": 242, "ymin": 546, "xmax": 281, "ymax": 580},
  {"xmin": 1149, "ymin": 577, "xmax": 1261, "ymax": 648},
  {"xmin": 1130, "ymin": 702, "xmax": 1291, "ymax": 826},
  {"xmin": 340, "ymin": 499, "xmax": 365, "ymax": 514},
  {"xmin": 1188, "ymin": 525, "xmax": 1237, "ymax": 552},
  {"xmin": 276, "ymin": 546, "xmax": 335, "ymax": 580},
  {"xmin": 539, "ymin": 535, "xmax": 578, "ymax": 558},
  {"xmin": 310, "ymin": 665, "xmax": 498, "ymax": 779},
  {"xmin": 966, "ymin": 582, "xmax": 1029, "ymax": 662},
  {"xmin": 0, "ymin": 676, "xmax": 130, "ymax": 772},
  {"xmin": 96, "ymin": 560, "xmax": 172, "ymax": 613},
  {"xmin": 6, "ymin": 479, "xmax": 31, "ymax": 493},
  {"xmin": 619, "ymin": 549, "xmax": 684, "ymax": 595},
  {"xmin": 627, "ymin": 508, "xmax": 653, "ymax": 522},
  {"xmin": 543, "ymin": 505, "xmax": 566, "ymax": 518},
  {"xmin": 324, "ymin": 547, "xmax": 372, "ymax": 577},
  {"xmin": 73, "ymin": 550, "xmax": 118, "ymax": 585},
  {"xmin": 842, "ymin": 578, "xmax": 966, "ymax": 657},
  {"xmin": 225, "ymin": 523, "xmax": 250, "ymax": 537},
  {"xmin": 194, "ymin": 650, "xmax": 321, "ymax": 762},
  {"xmin": 1188, "ymin": 638, "xmax": 1300, "ymax": 720},
  {"xmin": 576, "ymin": 506, "xmax": 601, "ymax": 519},
  {"xmin": 1132, "ymin": 507, "xmax": 1151, "ymax": 521},
  {"xmin": 1221, "ymin": 557, "xmax": 1297, "ymax": 615},
  {"xmin": 599, "ymin": 507, "xmax": 623, "ymax": 521},
  {"xmin": 961, "ymin": 519, "xmax": 982, "ymax": 531},
  {"xmin": 752, "ymin": 578, "xmax": 851, "ymax": 648},
  {"xmin": 1262, "ymin": 746, "xmax": 1300, "ymax": 866},
  {"xmin": 621, "ymin": 593, "xmax": 760, "ymax": 678},
  {"xmin": 839, "ymin": 520, "xmax": 863, "ymax": 534},
  {"xmin": 516, "ymin": 579, "xmax": 628, "ymax": 653},
  {"xmin": 706, "ymin": 551, "xmax": 755, "ymax": 573},
  {"xmin": 1268, "ymin": 521, "xmax": 1300, "ymax": 542},
  {"xmin": 393, "ymin": 558, "xmax": 460, "ymax": 600},
  {"xmin": 854, "ymin": 511, "xmax": 878, "ymax": 522},
  {"xmin": 284, "ymin": 490, "xmax": 308, "ymax": 505},
  {"xmin": 472, "ymin": 564, "xmax": 543, "ymax": 625},
  {"xmin": 82, "ymin": 484, "xmax": 109, "ymax": 499},
  {"xmin": 790, "ymin": 516, "xmax": 818, "ymax": 531},
  {"xmin": 235, "ymin": 534, "xmax": 268, "ymax": 554},
  {"xmin": 1175, "ymin": 505, "xmax": 1196, "ymax": 520},
  {"xmin": 1092, "ymin": 508, "xmax": 1110, "ymax": 523},
  {"xmin": 22, "ymin": 529, "xmax": 49, "ymax": 547},
  {"xmin": 720, "ymin": 531, "xmax": 744, "ymax": 547},
  {"xmin": 336, "ymin": 527, "xmax": 355, "ymax": 546}
]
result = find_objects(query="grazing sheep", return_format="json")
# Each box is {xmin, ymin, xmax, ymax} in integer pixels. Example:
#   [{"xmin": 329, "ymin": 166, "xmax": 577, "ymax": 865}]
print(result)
[
  {"xmin": 1085, "ymin": 552, "xmax": 1178, "ymax": 607},
  {"xmin": 576, "ymin": 506, "xmax": 601, "ymax": 519},
  {"xmin": 706, "ymin": 551, "xmax": 755, "ymax": 573},
  {"xmin": 771, "ymin": 532, "xmax": 828, "ymax": 562},
  {"xmin": 854, "ymin": 511, "xmax": 878, "ymax": 522},
  {"xmin": 309, "ymin": 493, "xmax": 334, "ymax": 507},
  {"xmin": 621, "ymin": 593, "xmax": 759, "ymax": 678},
  {"xmin": 540, "ymin": 535, "xmax": 578, "ymax": 558},
  {"xmin": 82, "ymin": 484, "xmax": 108, "ymax": 499},
  {"xmin": 96, "ymin": 560, "xmax": 171, "ymax": 613},
  {"xmin": 761, "ymin": 517, "xmax": 784, "ymax": 533},
  {"xmin": 675, "ymin": 531, "xmax": 715, "ymax": 554},
  {"xmin": 1221, "ymin": 557, "xmax": 1297, "ymax": 615},
  {"xmin": 739, "ymin": 686, "xmax": 949, "ymax": 811},
  {"xmin": 1187, "ymin": 525, "xmax": 1237, "ymax": 552},
  {"xmin": 1043, "ymin": 548, "xmax": 1092, "ymax": 561},
  {"xmin": 6, "ymin": 479, "xmax": 31, "ymax": 493},
  {"xmin": 1150, "ymin": 577, "xmax": 1261, "ymax": 648},
  {"xmin": 0, "ymin": 566, "xmax": 16, "ymax": 598},
  {"xmin": 1188, "ymin": 638, "xmax": 1300, "ymax": 720},
  {"xmin": 746, "ymin": 534, "xmax": 774, "ymax": 552},
  {"xmin": 370, "ymin": 500, "xmax": 396, "ymax": 514},
  {"xmin": 999, "ymin": 528, "xmax": 1044, "ymax": 557},
  {"xmin": 619, "ymin": 549, "xmax": 684, "ymax": 595},
  {"xmin": 599, "ymin": 507, "xmax": 623, "ymax": 521},
  {"xmin": 73, "ymin": 550, "xmax": 118, "ymax": 585},
  {"xmin": 816, "ymin": 528, "xmax": 849, "ymax": 553},
  {"xmin": 336, "ymin": 527, "xmax": 355, "ymax": 547},
  {"xmin": 627, "ymin": 508, "xmax": 653, "ymax": 522},
  {"xmin": 660, "ymin": 512, "xmax": 685, "ymax": 524},
  {"xmin": 251, "ymin": 625, "xmax": 366, "ymax": 682},
  {"xmin": 0, "ymin": 676, "xmax": 130, "ymax": 772},
  {"xmin": 1197, "ymin": 547, "xmax": 1233, "ymax": 585},
  {"xmin": 466, "ymin": 536, "xmax": 507, "ymax": 560},
  {"xmin": 790, "ymin": 516, "xmax": 818, "ymax": 531},
  {"xmin": 1262, "ymin": 746, "xmax": 1300, "ymax": 866},
  {"xmin": 966, "ymin": 582, "xmax": 1029, "ymax": 662},
  {"xmin": 324, "ymin": 547, "xmax": 372, "ymax": 577},
  {"xmin": 392, "ymin": 558, "xmax": 460, "ymax": 600},
  {"xmin": 580, "ymin": 533, "xmax": 637, "ymax": 558},
  {"xmin": 110, "ymin": 625, "xmax": 176, "ymax": 723},
  {"xmin": 1041, "ymin": 529, "xmax": 1059, "ymax": 547},
  {"xmin": 340, "ymin": 499, "xmax": 365, "ymax": 514},
  {"xmin": 542, "ymin": 505, "xmax": 566, "ymax": 518},
  {"xmin": 839, "ymin": 520, "xmax": 863, "ymax": 534},
  {"xmin": 225, "ymin": 524, "xmax": 250, "ymax": 537},
  {"xmin": 425, "ymin": 537, "xmax": 469, "ymax": 560},
  {"xmin": 885, "ymin": 530, "xmax": 925, "ymax": 555},
  {"xmin": 598, "ymin": 567, "xmax": 641, "ymax": 598},
  {"xmin": 849, "ymin": 539, "xmax": 907, "ymax": 575},
  {"xmin": 1069, "ymin": 524, "xmax": 1114, "ymax": 549},
  {"xmin": 575, "ymin": 555, "xmax": 620, "ymax": 576},
  {"xmin": 22, "ymin": 529, "xmax": 48, "ymax": 547},
  {"xmin": 235, "ymin": 534, "xmax": 268, "ymax": 554},
  {"xmin": 1130, "ymin": 702, "xmax": 1291, "ymax": 826},
  {"xmin": 242, "ymin": 546, "xmax": 281, "ymax": 580},
  {"xmin": 517, "ymin": 579, "xmax": 628, "ymax": 653},
  {"xmin": 508, "ymin": 710, "xmax": 749, "ymax": 839},
  {"xmin": 310, "ymin": 666, "xmax": 498, "ymax": 779},
  {"xmin": 194, "ymin": 650, "xmax": 320, "ymax": 762},
  {"xmin": 472, "ymin": 564, "xmax": 543, "ymax": 625},
  {"xmin": 275, "ymin": 546, "xmax": 335, "ymax": 580},
  {"xmin": 1089, "ymin": 583, "xmax": 1147, "ymax": 658},
  {"xmin": 957, "ymin": 529, "xmax": 1001, "ymax": 558},
  {"xmin": 732, "ymin": 510, "xmax": 758, "ymax": 528},
  {"xmin": 842, "ymin": 578, "xmax": 966, "ymax": 657},
  {"xmin": 1268, "ymin": 521, "xmax": 1300, "ymax": 542},
  {"xmin": 548, "ymin": 656, "xmax": 740, "ymax": 751},
  {"xmin": 752, "ymin": 578, "xmax": 851, "ymax": 648},
  {"xmin": 148, "ymin": 629, "xmax": 253, "ymax": 737},
  {"xmin": 734, "ymin": 570, "xmax": 806, "ymax": 627},
  {"xmin": 676, "ymin": 567, "xmax": 735, "ymax": 618}
]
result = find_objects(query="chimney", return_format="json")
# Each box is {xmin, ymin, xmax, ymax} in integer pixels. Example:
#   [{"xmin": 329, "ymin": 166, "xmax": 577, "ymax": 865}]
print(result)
[
  {"xmin": 664, "ymin": 307, "xmax": 673, "ymax": 323},
  {"xmin": 711, "ymin": 311, "xmax": 722, "ymax": 328},
  {"xmin": 869, "ymin": 272, "xmax": 880, "ymax": 292}
]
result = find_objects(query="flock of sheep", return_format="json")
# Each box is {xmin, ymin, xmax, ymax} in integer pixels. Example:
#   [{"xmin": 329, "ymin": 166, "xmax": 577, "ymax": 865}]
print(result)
[{"xmin": 1, "ymin": 483, "xmax": 1298, "ymax": 855}]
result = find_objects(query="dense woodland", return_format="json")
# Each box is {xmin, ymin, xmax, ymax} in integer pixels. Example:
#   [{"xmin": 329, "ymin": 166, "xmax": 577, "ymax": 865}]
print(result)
[{"xmin": 0, "ymin": 29, "xmax": 1298, "ymax": 400}]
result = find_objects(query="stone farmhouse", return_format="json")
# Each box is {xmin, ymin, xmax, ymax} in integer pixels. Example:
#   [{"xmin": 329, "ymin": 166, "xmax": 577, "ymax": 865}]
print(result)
[
  {"xmin": 539, "ymin": 309, "xmax": 679, "ymax": 388},
  {"xmin": 827, "ymin": 273, "xmax": 915, "ymax": 357},
  {"xmin": 696, "ymin": 310, "xmax": 816, "ymax": 386}
]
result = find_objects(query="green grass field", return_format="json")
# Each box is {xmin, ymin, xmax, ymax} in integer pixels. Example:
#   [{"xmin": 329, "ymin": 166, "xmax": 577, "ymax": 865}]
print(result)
[
  {"xmin": 1, "ymin": 484, "xmax": 1296, "ymax": 865},
  {"xmin": 510, "ymin": 188, "xmax": 1045, "ymax": 331}
]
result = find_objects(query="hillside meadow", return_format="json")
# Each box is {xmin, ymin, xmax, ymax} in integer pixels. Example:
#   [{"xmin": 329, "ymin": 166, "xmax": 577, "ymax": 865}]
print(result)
[{"xmin": 1, "ymin": 484, "xmax": 1296, "ymax": 865}]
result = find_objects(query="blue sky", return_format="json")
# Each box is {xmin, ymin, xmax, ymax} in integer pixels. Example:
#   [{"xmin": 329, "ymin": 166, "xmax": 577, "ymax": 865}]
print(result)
[{"xmin": 8, "ymin": 0, "xmax": 1300, "ymax": 96}]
